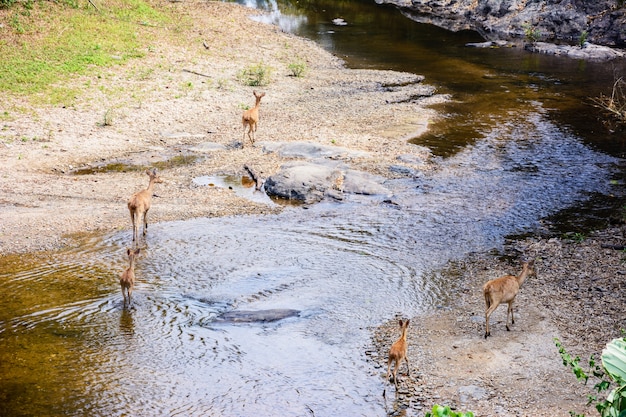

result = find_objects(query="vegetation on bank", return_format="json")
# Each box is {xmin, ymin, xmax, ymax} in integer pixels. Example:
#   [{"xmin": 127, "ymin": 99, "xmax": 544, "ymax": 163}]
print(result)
[
  {"xmin": 592, "ymin": 78, "xmax": 626, "ymax": 131},
  {"xmin": 0, "ymin": 0, "xmax": 173, "ymax": 105}
]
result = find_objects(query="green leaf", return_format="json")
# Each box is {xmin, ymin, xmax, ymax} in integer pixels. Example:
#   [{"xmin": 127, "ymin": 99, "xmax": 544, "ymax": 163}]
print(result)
[{"xmin": 603, "ymin": 338, "xmax": 626, "ymax": 384}]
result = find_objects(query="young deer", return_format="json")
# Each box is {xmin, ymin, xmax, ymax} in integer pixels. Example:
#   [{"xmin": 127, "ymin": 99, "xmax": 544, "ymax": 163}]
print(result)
[
  {"xmin": 120, "ymin": 248, "xmax": 140, "ymax": 306},
  {"xmin": 386, "ymin": 319, "xmax": 410, "ymax": 389},
  {"xmin": 483, "ymin": 259, "xmax": 536, "ymax": 338},
  {"xmin": 241, "ymin": 91, "xmax": 265, "ymax": 147},
  {"xmin": 128, "ymin": 168, "xmax": 163, "ymax": 242}
]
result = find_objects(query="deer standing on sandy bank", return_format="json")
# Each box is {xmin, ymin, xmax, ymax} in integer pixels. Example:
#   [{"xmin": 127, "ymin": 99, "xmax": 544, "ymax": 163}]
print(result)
[
  {"xmin": 128, "ymin": 168, "xmax": 163, "ymax": 242},
  {"xmin": 241, "ymin": 91, "xmax": 265, "ymax": 147},
  {"xmin": 120, "ymin": 248, "xmax": 140, "ymax": 306},
  {"xmin": 386, "ymin": 319, "xmax": 410, "ymax": 390},
  {"xmin": 483, "ymin": 259, "xmax": 536, "ymax": 338}
]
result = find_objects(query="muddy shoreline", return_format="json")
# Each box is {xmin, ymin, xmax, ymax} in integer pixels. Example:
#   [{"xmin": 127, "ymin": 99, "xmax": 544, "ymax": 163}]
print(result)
[{"xmin": 1, "ymin": 2, "xmax": 625, "ymax": 416}]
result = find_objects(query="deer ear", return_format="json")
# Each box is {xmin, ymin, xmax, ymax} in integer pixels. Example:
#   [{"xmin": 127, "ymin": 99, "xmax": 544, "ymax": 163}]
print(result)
[
  {"xmin": 127, "ymin": 248, "xmax": 131, "ymax": 255},
  {"xmin": 135, "ymin": 248, "xmax": 141, "ymax": 255},
  {"xmin": 405, "ymin": 319, "xmax": 410, "ymax": 326},
  {"xmin": 399, "ymin": 319, "xmax": 404, "ymax": 327}
]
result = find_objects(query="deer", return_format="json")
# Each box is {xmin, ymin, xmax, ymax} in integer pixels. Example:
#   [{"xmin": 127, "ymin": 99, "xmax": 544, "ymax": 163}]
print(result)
[
  {"xmin": 483, "ymin": 259, "xmax": 536, "ymax": 338},
  {"xmin": 127, "ymin": 168, "xmax": 163, "ymax": 242},
  {"xmin": 120, "ymin": 247, "xmax": 140, "ymax": 306},
  {"xmin": 386, "ymin": 318, "xmax": 410, "ymax": 390},
  {"xmin": 241, "ymin": 90, "xmax": 265, "ymax": 147}
]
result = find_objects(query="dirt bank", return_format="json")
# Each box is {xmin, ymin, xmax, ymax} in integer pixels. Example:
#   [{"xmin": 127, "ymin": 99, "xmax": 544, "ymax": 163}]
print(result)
[{"xmin": 1, "ymin": 2, "xmax": 624, "ymax": 416}]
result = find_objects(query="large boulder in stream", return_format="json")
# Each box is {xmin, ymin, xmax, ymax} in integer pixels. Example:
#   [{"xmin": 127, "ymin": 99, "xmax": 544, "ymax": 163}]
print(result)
[{"xmin": 264, "ymin": 161, "xmax": 390, "ymax": 204}]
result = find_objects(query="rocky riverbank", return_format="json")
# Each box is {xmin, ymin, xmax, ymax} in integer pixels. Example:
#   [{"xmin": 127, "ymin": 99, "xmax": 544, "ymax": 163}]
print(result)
[{"xmin": 380, "ymin": 0, "xmax": 626, "ymax": 51}]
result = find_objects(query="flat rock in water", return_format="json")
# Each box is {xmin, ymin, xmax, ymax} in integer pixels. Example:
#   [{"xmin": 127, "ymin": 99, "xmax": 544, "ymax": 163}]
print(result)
[{"xmin": 217, "ymin": 309, "xmax": 300, "ymax": 323}]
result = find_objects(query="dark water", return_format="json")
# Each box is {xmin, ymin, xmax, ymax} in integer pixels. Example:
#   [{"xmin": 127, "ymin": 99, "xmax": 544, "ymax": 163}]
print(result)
[{"xmin": 1, "ymin": 1, "xmax": 624, "ymax": 416}]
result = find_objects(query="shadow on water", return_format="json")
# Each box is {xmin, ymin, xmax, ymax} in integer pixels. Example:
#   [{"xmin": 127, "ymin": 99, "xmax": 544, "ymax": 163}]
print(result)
[{"xmin": 1, "ymin": 1, "xmax": 625, "ymax": 416}]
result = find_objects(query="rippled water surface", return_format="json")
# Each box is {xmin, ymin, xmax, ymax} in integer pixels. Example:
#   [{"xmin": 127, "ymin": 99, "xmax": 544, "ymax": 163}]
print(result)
[{"xmin": 1, "ymin": 1, "xmax": 624, "ymax": 416}]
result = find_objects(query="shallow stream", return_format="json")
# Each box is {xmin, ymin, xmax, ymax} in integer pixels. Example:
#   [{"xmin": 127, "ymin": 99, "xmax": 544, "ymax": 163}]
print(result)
[{"xmin": 1, "ymin": 1, "xmax": 624, "ymax": 416}]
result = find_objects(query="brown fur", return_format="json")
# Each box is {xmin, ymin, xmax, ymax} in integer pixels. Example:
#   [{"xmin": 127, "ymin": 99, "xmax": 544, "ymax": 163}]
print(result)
[
  {"xmin": 127, "ymin": 169, "xmax": 163, "ymax": 242},
  {"xmin": 120, "ymin": 248, "xmax": 140, "ymax": 306},
  {"xmin": 241, "ymin": 91, "xmax": 265, "ymax": 146},
  {"xmin": 483, "ymin": 260, "xmax": 536, "ymax": 338},
  {"xmin": 386, "ymin": 319, "xmax": 410, "ymax": 389}
]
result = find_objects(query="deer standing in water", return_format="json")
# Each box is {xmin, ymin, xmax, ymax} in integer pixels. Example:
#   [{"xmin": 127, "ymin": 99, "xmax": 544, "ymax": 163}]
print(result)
[
  {"xmin": 128, "ymin": 168, "xmax": 162, "ymax": 242},
  {"xmin": 386, "ymin": 319, "xmax": 410, "ymax": 390},
  {"xmin": 120, "ymin": 248, "xmax": 140, "ymax": 306},
  {"xmin": 483, "ymin": 259, "xmax": 536, "ymax": 338},
  {"xmin": 241, "ymin": 91, "xmax": 265, "ymax": 147}
]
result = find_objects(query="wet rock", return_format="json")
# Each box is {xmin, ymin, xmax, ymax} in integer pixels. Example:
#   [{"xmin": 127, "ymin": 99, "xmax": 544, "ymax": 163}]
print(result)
[
  {"xmin": 264, "ymin": 161, "xmax": 390, "ymax": 204},
  {"xmin": 525, "ymin": 41, "xmax": 625, "ymax": 61}
]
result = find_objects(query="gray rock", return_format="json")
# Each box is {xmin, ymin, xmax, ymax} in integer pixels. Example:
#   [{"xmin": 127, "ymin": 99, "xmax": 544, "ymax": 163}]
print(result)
[
  {"xmin": 380, "ymin": 0, "xmax": 626, "ymax": 53},
  {"xmin": 264, "ymin": 161, "xmax": 390, "ymax": 203}
]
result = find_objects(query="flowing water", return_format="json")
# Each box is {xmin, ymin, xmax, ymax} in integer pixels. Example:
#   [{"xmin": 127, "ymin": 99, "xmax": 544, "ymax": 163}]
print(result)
[{"xmin": 1, "ymin": 1, "xmax": 624, "ymax": 416}]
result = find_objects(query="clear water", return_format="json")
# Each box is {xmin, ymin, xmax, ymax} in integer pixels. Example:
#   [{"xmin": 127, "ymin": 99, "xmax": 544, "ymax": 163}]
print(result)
[{"xmin": 1, "ymin": 1, "xmax": 623, "ymax": 416}]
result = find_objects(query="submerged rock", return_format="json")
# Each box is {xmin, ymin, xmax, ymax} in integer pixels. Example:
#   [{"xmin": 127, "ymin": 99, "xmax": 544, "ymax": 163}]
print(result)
[{"xmin": 217, "ymin": 309, "xmax": 301, "ymax": 323}]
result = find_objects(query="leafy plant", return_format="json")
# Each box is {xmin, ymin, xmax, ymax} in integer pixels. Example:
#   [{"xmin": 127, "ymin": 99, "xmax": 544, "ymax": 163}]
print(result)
[
  {"xmin": 579, "ymin": 30, "xmax": 589, "ymax": 47},
  {"xmin": 237, "ymin": 62, "xmax": 272, "ymax": 86},
  {"xmin": 288, "ymin": 60, "xmax": 307, "ymax": 77},
  {"xmin": 555, "ymin": 337, "xmax": 626, "ymax": 417},
  {"xmin": 425, "ymin": 404, "xmax": 474, "ymax": 417},
  {"xmin": 522, "ymin": 22, "xmax": 541, "ymax": 43}
]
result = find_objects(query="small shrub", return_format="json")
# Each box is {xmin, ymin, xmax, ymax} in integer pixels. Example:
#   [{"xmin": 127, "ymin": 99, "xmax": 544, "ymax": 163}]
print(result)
[
  {"xmin": 522, "ymin": 22, "xmax": 541, "ymax": 43},
  {"xmin": 237, "ymin": 62, "xmax": 272, "ymax": 86},
  {"xmin": 288, "ymin": 60, "xmax": 306, "ymax": 77},
  {"xmin": 102, "ymin": 108, "xmax": 114, "ymax": 126},
  {"xmin": 592, "ymin": 77, "xmax": 626, "ymax": 129},
  {"xmin": 579, "ymin": 30, "xmax": 589, "ymax": 47}
]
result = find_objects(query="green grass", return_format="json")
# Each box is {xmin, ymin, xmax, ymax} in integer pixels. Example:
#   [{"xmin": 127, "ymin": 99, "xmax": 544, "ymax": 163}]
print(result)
[{"xmin": 0, "ymin": 0, "xmax": 171, "ymax": 105}]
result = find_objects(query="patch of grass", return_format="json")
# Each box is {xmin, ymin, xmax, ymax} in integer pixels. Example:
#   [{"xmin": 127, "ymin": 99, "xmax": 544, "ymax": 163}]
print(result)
[{"xmin": 0, "ymin": 0, "xmax": 171, "ymax": 105}]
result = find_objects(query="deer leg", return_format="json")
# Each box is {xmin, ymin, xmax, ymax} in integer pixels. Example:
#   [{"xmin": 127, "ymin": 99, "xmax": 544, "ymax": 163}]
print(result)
[
  {"xmin": 505, "ymin": 302, "xmax": 513, "ymax": 331},
  {"xmin": 143, "ymin": 210, "xmax": 149, "ymax": 236},
  {"xmin": 392, "ymin": 360, "xmax": 400, "ymax": 389},
  {"xmin": 484, "ymin": 301, "xmax": 499, "ymax": 338},
  {"xmin": 510, "ymin": 301, "xmax": 515, "ymax": 324},
  {"xmin": 130, "ymin": 210, "xmax": 137, "ymax": 242}
]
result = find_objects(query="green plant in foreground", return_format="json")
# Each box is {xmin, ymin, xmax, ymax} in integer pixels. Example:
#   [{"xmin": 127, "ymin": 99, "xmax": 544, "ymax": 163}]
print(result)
[
  {"xmin": 425, "ymin": 404, "xmax": 474, "ymax": 417},
  {"xmin": 555, "ymin": 336, "xmax": 626, "ymax": 417},
  {"xmin": 237, "ymin": 62, "xmax": 272, "ymax": 86}
]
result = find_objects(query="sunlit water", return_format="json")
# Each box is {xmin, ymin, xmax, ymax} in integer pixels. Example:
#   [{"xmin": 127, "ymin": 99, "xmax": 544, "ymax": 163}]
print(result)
[{"xmin": 1, "ymin": 1, "xmax": 624, "ymax": 416}]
